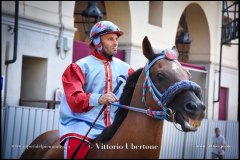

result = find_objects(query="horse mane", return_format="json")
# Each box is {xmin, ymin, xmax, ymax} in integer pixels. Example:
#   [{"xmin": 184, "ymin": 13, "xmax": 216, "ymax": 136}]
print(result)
[{"xmin": 97, "ymin": 68, "xmax": 143, "ymax": 143}]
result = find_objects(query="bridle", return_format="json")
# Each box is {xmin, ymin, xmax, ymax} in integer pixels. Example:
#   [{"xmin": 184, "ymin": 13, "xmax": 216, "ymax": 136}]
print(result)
[{"xmin": 111, "ymin": 48, "xmax": 201, "ymax": 125}]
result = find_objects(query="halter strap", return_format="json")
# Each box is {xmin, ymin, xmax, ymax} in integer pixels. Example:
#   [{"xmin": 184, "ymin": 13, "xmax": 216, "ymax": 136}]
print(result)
[
  {"xmin": 111, "ymin": 48, "xmax": 201, "ymax": 121},
  {"xmin": 142, "ymin": 48, "xmax": 201, "ymax": 120}
]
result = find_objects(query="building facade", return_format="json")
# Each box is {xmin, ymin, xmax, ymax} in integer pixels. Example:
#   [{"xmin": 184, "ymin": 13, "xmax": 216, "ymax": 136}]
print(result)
[{"xmin": 1, "ymin": 1, "xmax": 238, "ymax": 121}]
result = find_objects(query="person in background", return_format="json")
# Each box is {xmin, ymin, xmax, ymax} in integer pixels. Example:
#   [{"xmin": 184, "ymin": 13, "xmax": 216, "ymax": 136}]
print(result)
[{"xmin": 212, "ymin": 127, "xmax": 226, "ymax": 159}]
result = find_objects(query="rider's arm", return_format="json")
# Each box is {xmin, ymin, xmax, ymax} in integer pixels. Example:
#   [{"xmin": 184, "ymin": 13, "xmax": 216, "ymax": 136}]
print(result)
[{"xmin": 62, "ymin": 63, "xmax": 101, "ymax": 113}]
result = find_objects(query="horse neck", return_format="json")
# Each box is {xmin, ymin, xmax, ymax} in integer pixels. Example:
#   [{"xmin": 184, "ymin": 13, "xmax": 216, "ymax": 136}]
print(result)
[{"xmin": 108, "ymin": 69, "xmax": 164, "ymax": 158}]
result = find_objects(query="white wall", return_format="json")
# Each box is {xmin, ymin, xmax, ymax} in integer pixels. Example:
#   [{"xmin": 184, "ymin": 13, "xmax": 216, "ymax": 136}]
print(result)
[
  {"xmin": 1, "ymin": 1, "xmax": 75, "ymax": 106},
  {"xmin": 127, "ymin": 1, "xmax": 238, "ymax": 121},
  {"xmin": 127, "ymin": 1, "xmax": 238, "ymax": 68},
  {"xmin": 206, "ymin": 63, "xmax": 239, "ymax": 121},
  {"xmin": 1, "ymin": 1, "xmax": 75, "ymax": 29}
]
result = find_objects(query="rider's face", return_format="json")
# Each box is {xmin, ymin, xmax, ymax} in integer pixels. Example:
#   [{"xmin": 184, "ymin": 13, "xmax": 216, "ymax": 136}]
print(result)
[{"xmin": 100, "ymin": 33, "xmax": 118, "ymax": 55}]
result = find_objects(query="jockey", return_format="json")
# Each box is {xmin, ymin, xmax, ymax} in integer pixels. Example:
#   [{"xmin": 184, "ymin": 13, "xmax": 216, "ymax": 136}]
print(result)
[{"xmin": 59, "ymin": 21, "xmax": 134, "ymax": 159}]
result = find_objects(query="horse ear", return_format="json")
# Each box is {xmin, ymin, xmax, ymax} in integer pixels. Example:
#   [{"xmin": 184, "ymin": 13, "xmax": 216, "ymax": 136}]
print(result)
[
  {"xmin": 172, "ymin": 46, "xmax": 178, "ymax": 51},
  {"xmin": 172, "ymin": 46, "xmax": 179, "ymax": 59},
  {"xmin": 142, "ymin": 36, "xmax": 155, "ymax": 60}
]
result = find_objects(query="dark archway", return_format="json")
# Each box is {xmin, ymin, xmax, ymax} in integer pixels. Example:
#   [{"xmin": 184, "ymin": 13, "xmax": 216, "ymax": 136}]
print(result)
[
  {"xmin": 176, "ymin": 3, "xmax": 210, "ymax": 64},
  {"xmin": 72, "ymin": 1, "xmax": 132, "ymax": 62}
]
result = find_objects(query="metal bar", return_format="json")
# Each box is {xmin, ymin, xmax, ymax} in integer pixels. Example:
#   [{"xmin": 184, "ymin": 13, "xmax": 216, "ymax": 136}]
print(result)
[
  {"xmin": 19, "ymin": 99, "xmax": 60, "ymax": 104},
  {"xmin": 213, "ymin": 2, "xmax": 224, "ymax": 103},
  {"xmin": 222, "ymin": 10, "xmax": 239, "ymax": 13},
  {"xmin": 222, "ymin": 1, "xmax": 239, "ymax": 11},
  {"xmin": 221, "ymin": 43, "xmax": 239, "ymax": 45},
  {"xmin": 214, "ymin": 1, "xmax": 239, "ymax": 102},
  {"xmin": 5, "ymin": 1, "xmax": 19, "ymax": 65}
]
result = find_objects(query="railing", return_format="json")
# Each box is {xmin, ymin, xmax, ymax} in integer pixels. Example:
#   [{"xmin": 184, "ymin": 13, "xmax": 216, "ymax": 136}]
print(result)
[
  {"xmin": 19, "ymin": 99, "xmax": 60, "ymax": 109},
  {"xmin": 221, "ymin": 1, "xmax": 239, "ymax": 44}
]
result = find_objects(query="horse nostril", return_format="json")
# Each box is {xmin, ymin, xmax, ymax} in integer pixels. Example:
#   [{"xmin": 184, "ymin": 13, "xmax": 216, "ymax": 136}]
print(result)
[{"xmin": 184, "ymin": 101, "xmax": 198, "ymax": 112}]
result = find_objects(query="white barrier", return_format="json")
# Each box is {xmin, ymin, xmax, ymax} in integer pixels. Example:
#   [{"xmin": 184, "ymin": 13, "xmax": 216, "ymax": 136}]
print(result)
[
  {"xmin": 2, "ymin": 105, "xmax": 239, "ymax": 159},
  {"xmin": 160, "ymin": 119, "xmax": 239, "ymax": 159},
  {"xmin": 2, "ymin": 105, "xmax": 59, "ymax": 159}
]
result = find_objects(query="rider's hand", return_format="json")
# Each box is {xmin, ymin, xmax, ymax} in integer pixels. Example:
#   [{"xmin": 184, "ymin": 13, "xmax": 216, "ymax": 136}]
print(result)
[{"xmin": 98, "ymin": 92, "xmax": 118, "ymax": 105}]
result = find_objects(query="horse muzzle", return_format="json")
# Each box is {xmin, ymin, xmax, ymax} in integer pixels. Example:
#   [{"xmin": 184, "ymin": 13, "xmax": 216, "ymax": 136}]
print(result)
[
  {"xmin": 166, "ymin": 90, "xmax": 206, "ymax": 132},
  {"xmin": 172, "ymin": 101, "xmax": 206, "ymax": 132}
]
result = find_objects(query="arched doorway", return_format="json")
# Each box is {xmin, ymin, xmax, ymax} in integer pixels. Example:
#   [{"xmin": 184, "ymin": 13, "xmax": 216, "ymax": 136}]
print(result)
[
  {"xmin": 72, "ymin": 1, "xmax": 131, "ymax": 63},
  {"xmin": 74, "ymin": 1, "xmax": 106, "ymax": 42},
  {"xmin": 175, "ymin": 3, "xmax": 210, "ymax": 63},
  {"xmin": 175, "ymin": 3, "xmax": 210, "ymax": 116}
]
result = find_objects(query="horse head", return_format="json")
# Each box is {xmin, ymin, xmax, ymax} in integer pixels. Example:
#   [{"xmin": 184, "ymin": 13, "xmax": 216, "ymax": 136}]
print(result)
[{"xmin": 142, "ymin": 36, "xmax": 206, "ymax": 132}]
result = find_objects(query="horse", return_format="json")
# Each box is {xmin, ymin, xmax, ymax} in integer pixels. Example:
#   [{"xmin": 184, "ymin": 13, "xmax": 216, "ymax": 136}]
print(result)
[{"xmin": 20, "ymin": 36, "xmax": 206, "ymax": 159}]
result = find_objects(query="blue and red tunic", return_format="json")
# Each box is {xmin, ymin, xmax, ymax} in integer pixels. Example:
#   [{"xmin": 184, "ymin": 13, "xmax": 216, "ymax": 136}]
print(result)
[{"xmin": 59, "ymin": 50, "xmax": 134, "ymax": 145}]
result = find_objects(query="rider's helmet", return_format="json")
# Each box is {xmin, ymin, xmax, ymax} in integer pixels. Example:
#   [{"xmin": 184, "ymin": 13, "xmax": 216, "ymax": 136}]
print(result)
[{"xmin": 89, "ymin": 21, "xmax": 124, "ymax": 53}]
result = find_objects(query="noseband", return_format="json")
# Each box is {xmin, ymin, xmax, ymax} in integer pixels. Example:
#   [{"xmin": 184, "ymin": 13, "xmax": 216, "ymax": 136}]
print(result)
[{"xmin": 111, "ymin": 48, "xmax": 201, "ymax": 122}]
